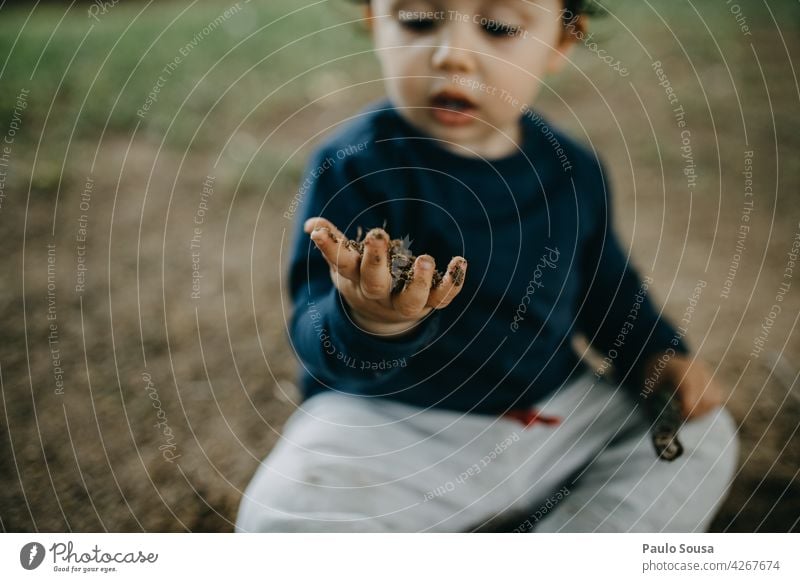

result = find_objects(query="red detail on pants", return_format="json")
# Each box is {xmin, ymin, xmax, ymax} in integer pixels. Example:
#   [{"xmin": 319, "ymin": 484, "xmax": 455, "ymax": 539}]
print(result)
[{"xmin": 503, "ymin": 409, "xmax": 561, "ymax": 428}]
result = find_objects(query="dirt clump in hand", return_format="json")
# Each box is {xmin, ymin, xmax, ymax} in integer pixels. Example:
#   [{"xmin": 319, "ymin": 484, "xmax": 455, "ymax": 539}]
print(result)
[{"xmin": 345, "ymin": 227, "xmax": 460, "ymax": 293}]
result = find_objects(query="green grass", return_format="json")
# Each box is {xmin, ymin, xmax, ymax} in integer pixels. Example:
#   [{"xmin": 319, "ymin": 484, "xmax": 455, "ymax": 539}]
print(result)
[
  {"xmin": 1, "ymin": 0, "xmax": 796, "ymax": 154},
  {"xmin": 0, "ymin": 0, "xmax": 376, "ymax": 149}
]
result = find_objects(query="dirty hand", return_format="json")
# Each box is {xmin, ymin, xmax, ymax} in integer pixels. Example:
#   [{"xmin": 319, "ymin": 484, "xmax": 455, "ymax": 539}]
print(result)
[
  {"xmin": 304, "ymin": 217, "xmax": 468, "ymax": 337},
  {"xmin": 643, "ymin": 353, "xmax": 724, "ymax": 420}
]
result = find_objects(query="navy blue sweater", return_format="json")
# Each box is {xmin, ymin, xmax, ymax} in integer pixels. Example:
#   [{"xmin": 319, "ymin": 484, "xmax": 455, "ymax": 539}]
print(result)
[{"xmin": 287, "ymin": 100, "xmax": 687, "ymax": 414}]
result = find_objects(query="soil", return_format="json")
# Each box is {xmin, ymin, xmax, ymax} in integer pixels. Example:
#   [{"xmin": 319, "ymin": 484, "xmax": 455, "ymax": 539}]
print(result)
[
  {"xmin": 342, "ymin": 228, "xmax": 454, "ymax": 293},
  {"xmin": 0, "ymin": 3, "xmax": 798, "ymax": 534}
]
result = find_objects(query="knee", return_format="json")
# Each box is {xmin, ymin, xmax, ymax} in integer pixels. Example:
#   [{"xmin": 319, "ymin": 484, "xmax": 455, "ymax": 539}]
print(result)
[
  {"xmin": 691, "ymin": 407, "xmax": 739, "ymax": 483},
  {"xmin": 235, "ymin": 499, "xmax": 315, "ymax": 533},
  {"xmin": 234, "ymin": 460, "xmax": 389, "ymax": 532},
  {"xmin": 235, "ymin": 481, "xmax": 332, "ymax": 532},
  {"xmin": 235, "ymin": 496, "xmax": 281, "ymax": 533},
  {"xmin": 235, "ymin": 460, "xmax": 305, "ymax": 532},
  {"xmin": 235, "ymin": 468, "xmax": 325, "ymax": 532},
  {"xmin": 235, "ymin": 496, "xmax": 386, "ymax": 533},
  {"xmin": 671, "ymin": 406, "xmax": 739, "ymax": 530}
]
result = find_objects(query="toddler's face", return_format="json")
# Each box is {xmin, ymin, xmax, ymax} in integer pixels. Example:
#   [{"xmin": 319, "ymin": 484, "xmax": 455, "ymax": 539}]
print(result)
[{"xmin": 368, "ymin": 0, "xmax": 573, "ymax": 158}]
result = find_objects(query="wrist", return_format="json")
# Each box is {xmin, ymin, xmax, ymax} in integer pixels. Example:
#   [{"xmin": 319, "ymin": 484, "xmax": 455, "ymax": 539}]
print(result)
[
  {"xmin": 350, "ymin": 309, "xmax": 424, "ymax": 339},
  {"xmin": 638, "ymin": 351, "xmax": 670, "ymax": 396},
  {"xmin": 641, "ymin": 351, "xmax": 691, "ymax": 391}
]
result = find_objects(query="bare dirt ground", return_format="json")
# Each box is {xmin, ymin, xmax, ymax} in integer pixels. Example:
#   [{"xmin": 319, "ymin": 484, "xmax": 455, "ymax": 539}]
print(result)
[{"xmin": 0, "ymin": 1, "xmax": 798, "ymax": 532}]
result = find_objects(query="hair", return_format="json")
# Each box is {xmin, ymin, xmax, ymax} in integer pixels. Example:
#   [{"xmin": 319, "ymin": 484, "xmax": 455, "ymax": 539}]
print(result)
[
  {"xmin": 350, "ymin": 1, "xmax": 598, "ymax": 24},
  {"xmin": 562, "ymin": 1, "xmax": 597, "ymax": 20}
]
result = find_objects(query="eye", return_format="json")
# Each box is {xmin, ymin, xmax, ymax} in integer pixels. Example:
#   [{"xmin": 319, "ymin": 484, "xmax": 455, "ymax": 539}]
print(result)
[
  {"xmin": 398, "ymin": 17, "xmax": 438, "ymax": 32},
  {"xmin": 481, "ymin": 19, "xmax": 521, "ymax": 38}
]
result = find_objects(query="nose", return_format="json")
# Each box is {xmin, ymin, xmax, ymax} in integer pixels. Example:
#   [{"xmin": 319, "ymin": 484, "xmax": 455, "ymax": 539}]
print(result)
[{"xmin": 431, "ymin": 22, "xmax": 477, "ymax": 74}]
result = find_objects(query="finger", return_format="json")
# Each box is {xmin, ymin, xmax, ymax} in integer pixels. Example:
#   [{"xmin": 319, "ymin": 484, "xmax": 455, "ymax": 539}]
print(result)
[
  {"xmin": 427, "ymin": 257, "xmax": 467, "ymax": 309},
  {"xmin": 393, "ymin": 255, "xmax": 435, "ymax": 317},
  {"xmin": 304, "ymin": 216, "xmax": 345, "ymax": 239},
  {"xmin": 310, "ymin": 227, "xmax": 361, "ymax": 280},
  {"xmin": 330, "ymin": 269, "xmax": 359, "ymax": 297},
  {"xmin": 684, "ymin": 383, "xmax": 723, "ymax": 419},
  {"xmin": 360, "ymin": 228, "xmax": 392, "ymax": 299}
]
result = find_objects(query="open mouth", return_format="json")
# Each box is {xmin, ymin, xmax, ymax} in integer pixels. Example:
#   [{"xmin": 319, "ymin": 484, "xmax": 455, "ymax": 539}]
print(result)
[{"xmin": 429, "ymin": 91, "xmax": 478, "ymax": 126}]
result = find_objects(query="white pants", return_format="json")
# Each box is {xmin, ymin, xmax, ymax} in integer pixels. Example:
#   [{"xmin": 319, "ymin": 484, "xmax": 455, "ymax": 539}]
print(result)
[{"xmin": 236, "ymin": 373, "xmax": 738, "ymax": 532}]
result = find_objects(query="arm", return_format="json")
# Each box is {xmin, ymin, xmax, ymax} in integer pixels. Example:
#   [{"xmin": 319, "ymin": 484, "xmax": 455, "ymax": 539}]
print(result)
[
  {"xmin": 575, "ymin": 161, "xmax": 688, "ymax": 386},
  {"xmin": 287, "ymin": 148, "xmax": 465, "ymax": 391},
  {"xmin": 576, "ymin": 161, "xmax": 722, "ymax": 419}
]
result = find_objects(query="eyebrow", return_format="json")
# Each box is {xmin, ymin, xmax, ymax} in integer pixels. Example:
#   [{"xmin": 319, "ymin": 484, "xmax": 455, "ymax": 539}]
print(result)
[
  {"xmin": 385, "ymin": 0, "xmax": 552, "ymax": 19},
  {"xmin": 484, "ymin": 0, "xmax": 555, "ymax": 16},
  {"xmin": 388, "ymin": 0, "xmax": 441, "ymax": 12}
]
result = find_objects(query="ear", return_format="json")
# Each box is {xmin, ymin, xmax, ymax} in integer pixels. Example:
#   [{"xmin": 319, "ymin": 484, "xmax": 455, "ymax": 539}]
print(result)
[
  {"xmin": 546, "ymin": 14, "xmax": 586, "ymax": 75},
  {"xmin": 363, "ymin": 3, "xmax": 374, "ymax": 33}
]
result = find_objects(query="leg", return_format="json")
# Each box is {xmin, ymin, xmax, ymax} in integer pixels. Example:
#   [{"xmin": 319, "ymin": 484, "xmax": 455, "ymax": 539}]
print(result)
[
  {"xmin": 533, "ymin": 399, "xmax": 739, "ymax": 532},
  {"xmin": 235, "ymin": 391, "xmax": 525, "ymax": 532}
]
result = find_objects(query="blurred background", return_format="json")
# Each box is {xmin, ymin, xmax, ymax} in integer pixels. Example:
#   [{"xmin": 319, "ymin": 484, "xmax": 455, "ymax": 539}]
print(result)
[{"xmin": 0, "ymin": 0, "xmax": 797, "ymax": 532}]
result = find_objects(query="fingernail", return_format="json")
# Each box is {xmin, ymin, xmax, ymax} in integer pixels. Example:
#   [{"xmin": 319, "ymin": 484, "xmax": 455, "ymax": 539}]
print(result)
[
  {"xmin": 449, "ymin": 261, "xmax": 466, "ymax": 286},
  {"xmin": 418, "ymin": 257, "xmax": 434, "ymax": 271},
  {"xmin": 367, "ymin": 228, "xmax": 386, "ymax": 242}
]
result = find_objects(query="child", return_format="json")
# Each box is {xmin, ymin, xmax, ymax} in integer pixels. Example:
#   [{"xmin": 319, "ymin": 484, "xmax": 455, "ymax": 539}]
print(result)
[{"xmin": 236, "ymin": 0, "xmax": 738, "ymax": 532}]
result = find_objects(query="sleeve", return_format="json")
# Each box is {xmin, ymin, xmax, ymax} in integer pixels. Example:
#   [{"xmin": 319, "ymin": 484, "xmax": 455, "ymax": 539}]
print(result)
[
  {"xmin": 575, "ymin": 160, "xmax": 689, "ymax": 386},
  {"xmin": 286, "ymin": 146, "xmax": 440, "ymax": 394}
]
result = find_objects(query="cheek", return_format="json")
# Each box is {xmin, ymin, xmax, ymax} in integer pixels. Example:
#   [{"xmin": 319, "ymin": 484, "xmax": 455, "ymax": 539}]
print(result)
[
  {"xmin": 491, "ymin": 46, "xmax": 553, "ymax": 95},
  {"xmin": 378, "ymin": 42, "xmax": 429, "ymax": 74},
  {"xmin": 378, "ymin": 48, "xmax": 430, "ymax": 97},
  {"xmin": 381, "ymin": 71, "xmax": 426, "ymax": 108},
  {"xmin": 398, "ymin": 76, "xmax": 428, "ymax": 104},
  {"xmin": 379, "ymin": 51, "xmax": 407, "ymax": 78}
]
